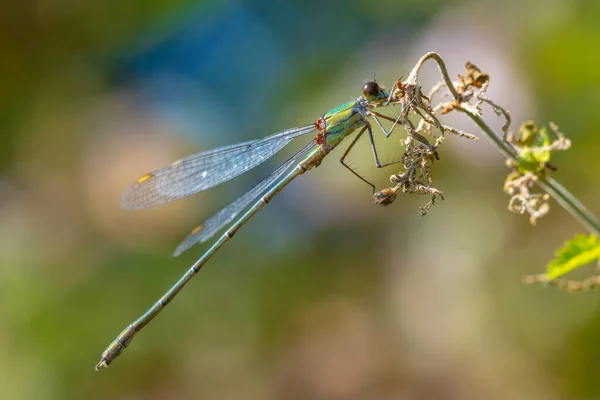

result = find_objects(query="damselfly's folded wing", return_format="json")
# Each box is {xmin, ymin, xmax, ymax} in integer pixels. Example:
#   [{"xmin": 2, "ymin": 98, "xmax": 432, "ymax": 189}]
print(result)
[
  {"xmin": 122, "ymin": 125, "xmax": 316, "ymax": 209},
  {"xmin": 172, "ymin": 141, "xmax": 317, "ymax": 256}
]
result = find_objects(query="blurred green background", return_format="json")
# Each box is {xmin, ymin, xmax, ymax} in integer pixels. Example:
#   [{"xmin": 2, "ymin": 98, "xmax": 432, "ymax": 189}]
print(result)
[{"xmin": 2, "ymin": 0, "xmax": 600, "ymax": 399}]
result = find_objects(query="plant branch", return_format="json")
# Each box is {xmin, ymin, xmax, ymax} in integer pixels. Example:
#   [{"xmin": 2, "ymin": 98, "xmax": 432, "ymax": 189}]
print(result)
[{"xmin": 407, "ymin": 52, "xmax": 600, "ymax": 237}]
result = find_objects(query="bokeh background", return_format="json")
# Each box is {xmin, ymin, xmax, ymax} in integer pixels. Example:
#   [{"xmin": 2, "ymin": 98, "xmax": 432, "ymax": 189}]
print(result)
[{"xmin": 2, "ymin": 0, "xmax": 600, "ymax": 399}]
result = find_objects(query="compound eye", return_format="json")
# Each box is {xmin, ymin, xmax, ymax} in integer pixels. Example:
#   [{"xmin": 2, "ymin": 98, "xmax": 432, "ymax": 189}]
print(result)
[{"xmin": 362, "ymin": 81, "xmax": 381, "ymax": 101}]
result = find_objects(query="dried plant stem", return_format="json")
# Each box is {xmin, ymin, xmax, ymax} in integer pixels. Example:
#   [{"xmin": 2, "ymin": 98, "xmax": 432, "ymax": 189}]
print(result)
[
  {"xmin": 408, "ymin": 52, "xmax": 600, "ymax": 237},
  {"xmin": 407, "ymin": 52, "xmax": 461, "ymax": 100}
]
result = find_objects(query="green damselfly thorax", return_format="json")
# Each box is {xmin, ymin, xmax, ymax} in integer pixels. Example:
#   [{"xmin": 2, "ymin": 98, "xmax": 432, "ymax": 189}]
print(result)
[{"xmin": 96, "ymin": 80, "xmax": 410, "ymax": 370}]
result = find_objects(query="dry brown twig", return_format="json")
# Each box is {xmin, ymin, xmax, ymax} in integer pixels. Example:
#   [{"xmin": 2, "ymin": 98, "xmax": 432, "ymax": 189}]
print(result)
[
  {"xmin": 371, "ymin": 55, "xmax": 481, "ymax": 215},
  {"xmin": 377, "ymin": 52, "xmax": 600, "ymax": 291},
  {"xmin": 523, "ymin": 267, "xmax": 600, "ymax": 293}
]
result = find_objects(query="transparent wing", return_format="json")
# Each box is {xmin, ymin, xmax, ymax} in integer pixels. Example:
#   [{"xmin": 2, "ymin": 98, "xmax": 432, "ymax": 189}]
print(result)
[
  {"xmin": 122, "ymin": 125, "xmax": 316, "ymax": 209},
  {"xmin": 173, "ymin": 140, "xmax": 318, "ymax": 256}
]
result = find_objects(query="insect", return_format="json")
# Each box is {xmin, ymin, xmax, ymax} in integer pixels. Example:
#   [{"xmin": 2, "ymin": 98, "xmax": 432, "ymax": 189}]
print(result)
[{"xmin": 96, "ymin": 80, "xmax": 406, "ymax": 370}]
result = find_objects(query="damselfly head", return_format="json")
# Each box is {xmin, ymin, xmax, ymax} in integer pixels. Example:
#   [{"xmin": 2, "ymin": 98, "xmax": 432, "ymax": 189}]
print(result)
[{"xmin": 362, "ymin": 81, "xmax": 388, "ymax": 103}]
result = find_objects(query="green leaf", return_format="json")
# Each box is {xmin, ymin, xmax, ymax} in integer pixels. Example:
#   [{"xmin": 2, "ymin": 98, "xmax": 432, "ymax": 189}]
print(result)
[
  {"xmin": 546, "ymin": 234, "xmax": 600, "ymax": 280},
  {"xmin": 534, "ymin": 127, "xmax": 552, "ymax": 163},
  {"xmin": 516, "ymin": 149, "xmax": 544, "ymax": 173},
  {"xmin": 514, "ymin": 124, "xmax": 554, "ymax": 174}
]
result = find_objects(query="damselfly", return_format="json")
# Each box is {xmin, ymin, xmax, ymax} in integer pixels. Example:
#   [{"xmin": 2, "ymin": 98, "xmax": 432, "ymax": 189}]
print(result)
[{"xmin": 96, "ymin": 80, "xmax": 408, "ymax": 370}]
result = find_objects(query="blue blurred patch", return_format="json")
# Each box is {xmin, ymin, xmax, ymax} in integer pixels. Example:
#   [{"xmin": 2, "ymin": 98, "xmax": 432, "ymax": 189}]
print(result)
[{"xmin": 117, "ymin": 2, "xmax": 288, "ymax": 144}]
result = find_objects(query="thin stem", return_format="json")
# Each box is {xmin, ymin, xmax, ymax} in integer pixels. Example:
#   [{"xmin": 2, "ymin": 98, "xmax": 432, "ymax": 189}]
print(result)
[
  {"xmin": 399, "ymin": 52, "xmax": 600, "ymax": 237},
  {"xmin": 408, "ymin": 52, "xmax": 461, "ymax": 100},
  {"xmin": 538, "ymin": 177, "xmax": 600, "ymax": 237},
  {"xmin": 409, "ymin": 52, "xmax": 600, "ymax": 237},
  {"xmin": 457, "ymin": 104, "xmax": 517, "ymax": 160}
]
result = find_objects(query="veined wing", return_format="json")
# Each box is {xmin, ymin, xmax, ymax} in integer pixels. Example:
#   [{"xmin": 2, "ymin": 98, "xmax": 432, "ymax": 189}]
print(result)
[
  {"xmin": 122, "ymin": 125, "xmax": 316, "ymax": 209},
  {"xmin": 173, "ymin": 140, "xmax": 318, "ymax": 256}
]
